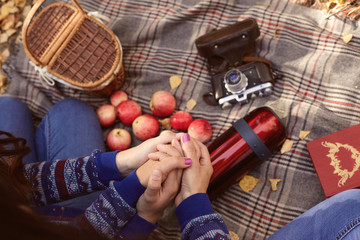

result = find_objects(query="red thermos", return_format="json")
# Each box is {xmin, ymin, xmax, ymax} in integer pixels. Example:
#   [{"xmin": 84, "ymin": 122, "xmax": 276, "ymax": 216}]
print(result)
[{"xmin": 207, "ymin": 107, "xmax": 286, "ymax": 199}]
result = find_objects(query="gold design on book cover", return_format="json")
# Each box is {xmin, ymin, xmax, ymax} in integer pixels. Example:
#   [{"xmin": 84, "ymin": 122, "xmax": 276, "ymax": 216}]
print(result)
[{"xmin": 322, "ymin": 141, "xmax": 360, "ymax": 187}]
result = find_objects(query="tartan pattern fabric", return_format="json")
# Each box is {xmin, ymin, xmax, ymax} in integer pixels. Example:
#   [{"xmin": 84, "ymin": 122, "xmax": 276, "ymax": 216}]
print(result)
[
  {"xmin": 5, "ymin": 0, "xmax": 360, "ymax": 239},
  {"xmin": 24, "ymin": 150, "xmax": 105, "ymax": 206}
]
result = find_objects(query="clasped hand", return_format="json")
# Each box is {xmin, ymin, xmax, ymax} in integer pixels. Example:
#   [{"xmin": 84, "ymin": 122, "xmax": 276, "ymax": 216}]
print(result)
[{"xmin": 115, "ymin": 131, "xmax": 213, "ymax": 224}]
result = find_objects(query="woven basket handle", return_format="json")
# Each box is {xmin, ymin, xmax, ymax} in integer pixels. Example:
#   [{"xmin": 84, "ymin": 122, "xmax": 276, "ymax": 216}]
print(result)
[{"xmin": 22, "ymin": 0, "xmax": 85, "ymax": 65}]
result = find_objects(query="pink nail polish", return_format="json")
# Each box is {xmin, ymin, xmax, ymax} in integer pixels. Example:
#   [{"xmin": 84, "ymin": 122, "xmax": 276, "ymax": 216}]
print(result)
[
  {"xmin": 182, "ymin": 133, "xmax": 190, "ymax": 143},
  {"xmin": 185, "ymin": 158, "xmax": 192, "ymax": 165}
]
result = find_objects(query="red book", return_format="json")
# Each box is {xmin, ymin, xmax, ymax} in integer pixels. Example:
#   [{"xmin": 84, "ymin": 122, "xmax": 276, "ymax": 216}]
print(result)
[{"xmin": 307, "ymin": 124, "xmax": 360, "ymax": 198}]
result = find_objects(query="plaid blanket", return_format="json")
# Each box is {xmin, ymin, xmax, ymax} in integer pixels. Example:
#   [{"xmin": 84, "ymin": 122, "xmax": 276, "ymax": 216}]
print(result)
[{"xmin": 4, "ymin": 0, "xmax": 360, "ymax": 239}]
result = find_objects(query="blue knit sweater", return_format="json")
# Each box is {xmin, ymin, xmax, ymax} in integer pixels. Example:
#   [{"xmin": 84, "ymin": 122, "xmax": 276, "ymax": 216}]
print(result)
[{"xmin": 24, "ymin": 150, "xmax": 230, "ymax": 239}]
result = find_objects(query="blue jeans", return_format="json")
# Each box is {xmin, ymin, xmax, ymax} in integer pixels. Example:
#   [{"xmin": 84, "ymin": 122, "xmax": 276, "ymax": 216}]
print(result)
[
  {"xmin": 0, "ymin": 96, "xmax": 105, "ymax": 209},
  {"xmin": 268, "ymin": 189, "xmax": 360, "ymax": 240}
]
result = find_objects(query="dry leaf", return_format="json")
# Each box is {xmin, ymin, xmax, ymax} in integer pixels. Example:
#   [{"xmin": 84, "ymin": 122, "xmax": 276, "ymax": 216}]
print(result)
[
  {"xmin": 22, "ymin": 5, "xmax": 31, "ymax": 18},
  {"xmin": 342, "ymin": 33, "xmax": 353, "ymax": 44},
  {"xmin": 1, "ymin": 14, "xmax": 15, "ymax": 30},
  {"xmin": 0, "ymin": 74, "xmax": 8, "ymax": 94},
  {"xmin": 1, "ymin": 2, "xmax": 14, "ymax": 17},
  {"xmin": 158, "ymin": 118, "xmax": 171, "ymax": 130},
  {"xmin": 8, "ymin": 6, "xmax": 19, "ymax": 14},
  {"xmin": 6, "ymin": 28, "xmax": 17, "ymax": 37},
  {"xmin": 14, "ymin": 0, "xmax": 26, "ymax": 8},
  {"xmin": 269, "ymin": 179, "xmax": 282, "ymax": 191},
  {"xmin": 280, "ymin": 139, "xmax": 293, "ymax": 154},
  {"xmin": 1, "ymin": 48, "xmax": 10, "ymax": 62},
  {"xmin": 15, "ymin": 20, "xmax": 22, "ymax": 28},
  {"xmin": 186, "ymin": 98, "xmax": 196, "ymax": 111},
  {"xmin": 229, "ymin": 231, "xmax": 240, "ymax": 240},
  {"xmin": 169, "ymin": 75, "xmax": 182, "ymax": 90},
  {"xmin": 299, "ymin": 130, "xmax": 310, "ymax": 140},
  {"xmin": 274, "ymin": 26, "xmax": 281, "ymax": 39},
  {"xmin": 0, "ymin": 33, "xmax": 8, "ymax": 43},
  {"xmin": 239, "ymin": 175, "xmax": 260, "ymax": 193}
]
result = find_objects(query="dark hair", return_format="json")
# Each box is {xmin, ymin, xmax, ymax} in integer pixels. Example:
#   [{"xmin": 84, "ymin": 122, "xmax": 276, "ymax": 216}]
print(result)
[{"xmin": 0, "ymin": 131, "xmax": 108, "ymax": 240}]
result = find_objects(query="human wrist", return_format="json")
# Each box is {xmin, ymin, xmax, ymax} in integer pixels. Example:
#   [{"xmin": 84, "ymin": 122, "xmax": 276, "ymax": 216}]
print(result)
[
  {"xmin": 137, "ymin": 211, "xmax": 161, "ymax": 224},
  {"xmin": 115, "ymin": 148, "xmax": 140, "ymax": 176}
]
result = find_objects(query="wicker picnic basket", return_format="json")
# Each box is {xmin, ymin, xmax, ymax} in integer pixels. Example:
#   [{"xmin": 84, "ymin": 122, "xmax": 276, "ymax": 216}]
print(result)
[{"xmin": 22, "ymin": 0, "xmax": 125, "ymax": 96}]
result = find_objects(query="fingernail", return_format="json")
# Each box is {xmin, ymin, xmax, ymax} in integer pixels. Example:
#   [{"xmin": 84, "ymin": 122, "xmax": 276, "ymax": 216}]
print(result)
[
  {"xmin": 185, "ymin": 158, "xmax": 192, "ymax": 165},
  {"xmin": 182, "ymin": 133, "xmax": 190, "ymax": 143},
  {"xmin": 152, "ymin": 170, "xmax": 162, "ymax": 180}
]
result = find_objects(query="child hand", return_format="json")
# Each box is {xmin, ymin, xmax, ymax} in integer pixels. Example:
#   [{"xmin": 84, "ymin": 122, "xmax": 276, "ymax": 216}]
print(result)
[
  {"xmin": 115, "ymin": 131, "xmax": 177, "ymax": 176},
  {"xmin": 136, "ymin": 155, "xmax": 192, "ymax": 187}
]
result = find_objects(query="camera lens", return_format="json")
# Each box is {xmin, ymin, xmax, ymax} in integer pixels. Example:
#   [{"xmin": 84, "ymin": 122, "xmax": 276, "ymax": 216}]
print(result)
[
  {"xmin": 225, "ymin": 70, "xmax": 241, "ymax": 84},
  {"xmin": 224, "ymin": 69, "xmax": 248, "ymax": 94}
]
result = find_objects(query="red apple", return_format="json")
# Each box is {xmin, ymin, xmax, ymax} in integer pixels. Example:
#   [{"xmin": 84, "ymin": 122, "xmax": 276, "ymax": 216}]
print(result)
[
  {"xmin": 188, "ymin": 119, "xmax": 212, "ymax": 143},
  {"xmin": 170, "ymin": 111, "xmax": 193, "ymax": 132},
  {"xmin": 110, "ymin": 90, "xmax": 128, "ymax": 107},
  {"xmin": 96, "ymin": 104, "xmax": 117, "ymax": 127},
  {"xmin": 132, "ymin": 114, "xmax": 160, "ymax": 141},
  {"xmin": 149, "ymin": 90, "xmax": 176, "ymax": 118},
  {"xmin": 106, "ymin": 128, "xmax": 131, "ymax": 151},
  {"xmin": 116, "ymin": 100, "xmax": 142, "ymax": 126}
]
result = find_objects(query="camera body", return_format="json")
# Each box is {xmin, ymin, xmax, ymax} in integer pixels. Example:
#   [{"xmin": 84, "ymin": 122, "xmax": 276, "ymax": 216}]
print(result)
[
  {"xmin": 212, "ymin": 61, "xmax": 275, "ymax": 108},
  {"xmin": 195, "ymin": 18, "xmax": 277, "ymax": 109}
]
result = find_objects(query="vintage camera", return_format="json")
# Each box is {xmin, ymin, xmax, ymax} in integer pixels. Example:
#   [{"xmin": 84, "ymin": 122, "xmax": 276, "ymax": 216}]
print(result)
[
  {"xmin": 195, "ymin": 18, "xmax": 277, "ymax": 109},
  {"xmin": 211, "ymin": 61, "xmax": 275, "ymax": 108}
]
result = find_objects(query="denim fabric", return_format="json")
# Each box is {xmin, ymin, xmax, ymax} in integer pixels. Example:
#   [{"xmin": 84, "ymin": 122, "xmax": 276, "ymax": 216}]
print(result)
[
  {"xmin": 268, "ymin": 189, "xmax": 360, "ymax": 240},
  {"xmin": 35, "ymin": 98, "xmax": 105, "ymax": 162},
  {"xmin": 0, "ymin": 96, "xmax": 106, "ymax": 210},
  {"xmin": 0, "ymin": 96, "xmax": 37, "ymax": 163}
]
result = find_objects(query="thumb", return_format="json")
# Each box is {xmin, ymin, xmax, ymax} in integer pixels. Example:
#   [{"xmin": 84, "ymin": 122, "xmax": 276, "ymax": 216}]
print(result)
[{"xmin": 144, "ymin": 170, "xmax": 162, "ymax": 201}]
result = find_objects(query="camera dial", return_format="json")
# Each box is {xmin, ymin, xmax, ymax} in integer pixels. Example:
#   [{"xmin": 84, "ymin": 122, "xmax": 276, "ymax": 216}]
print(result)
[{"xmin": 224, "ymin": 69, "xmax": 248, "ymax": 94}]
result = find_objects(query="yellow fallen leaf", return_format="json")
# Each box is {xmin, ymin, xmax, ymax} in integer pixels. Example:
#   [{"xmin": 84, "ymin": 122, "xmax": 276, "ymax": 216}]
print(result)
[
  {"xmin": 186, "ymin": 98, "xmax": 196, "ymax": 111},
  {"xmin": 158, "ymin": 118, "xmax": 171, "ymax": 130},
  {"xmin": 299, "ymin": 130, "xmax": 310, "ymax": 140},
  {"xmin": 274, "ymin": 26, "xmax": 281, "ymax": 39},
  {"xmin": 22, "ymin": 5, "xmax": 31, "ymax": 18},
  {"xmin": 1, "ymin": 14, "xmax": 15, "ymax": 30},
  {"xmin": 0, "ymin": 74, "xmax": 8, "ymax": 94},
  {"xmin": 169, "ymin": 75, "xmax": 182, "ymax": 90},
  {"xmin": 15, "ymin": 20, "xmax": 22, "ymax": 28},
  {"xmin": 1, "ymin": 2, "xmax": 13, "ymax": 17},
  {"xmin": 229, "ymin": 231, "xmax": 240, "ymax": 240},
  {"xmin": 14, "ymin": 0, "xmax": 26, "ymax": 8},
  {"xmin": 269, "ymin": 179, "xmax": 282, "ymax": 191},
  {"xmin": 280, "ymin": 139, "xmax": 293, "ymax": 154},
  {"xmin": 239, "ymin": 175, "xmax": 260, "ymax": 193},
  {"xmin": 342, "ymin": 33, "xmax": 353, "ymax": 44},
  {"xmin": 0, "ymin": 33, "xmax": 8, "ymax": 43},
  {"xmin": 1, "ymin": 48, "xmax": 10, "ymax": 60},
  {"xmin": 6, "ymin": 28, "xmax": 17, "ymax": 37},
  {"xmin": 8, "ymin": 6, "xmax": 19, "ymax": 14}
]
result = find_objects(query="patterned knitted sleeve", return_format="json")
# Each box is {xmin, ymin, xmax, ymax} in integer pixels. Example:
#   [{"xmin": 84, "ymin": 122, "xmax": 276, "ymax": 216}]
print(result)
[
  {"xmin": 24, "ymin": 150, "xmax": 108, "ymax": 206},
  {"xmin": 181, "ymin": 213, "xmax": 230, "ymax": 240},
  {"xmin": 83, "ymin": 172, "xmax": 147, "ymax": 238},
  {"xmin": 175, "ymin": 193, "xmax": 230, "ymax": 240}
]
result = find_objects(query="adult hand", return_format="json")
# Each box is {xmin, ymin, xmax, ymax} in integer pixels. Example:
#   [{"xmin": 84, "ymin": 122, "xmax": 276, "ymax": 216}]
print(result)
[
  {"xmin": 136, "ymin": 169, "xmax": 177, "ymax": 224},
  {"xmin": 115, "ymin": 131, "xmax": 178, "ymax": 176},
  {"xmin": 175, "ymin": 133, "xmax": 213, "ymax": 206}
]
